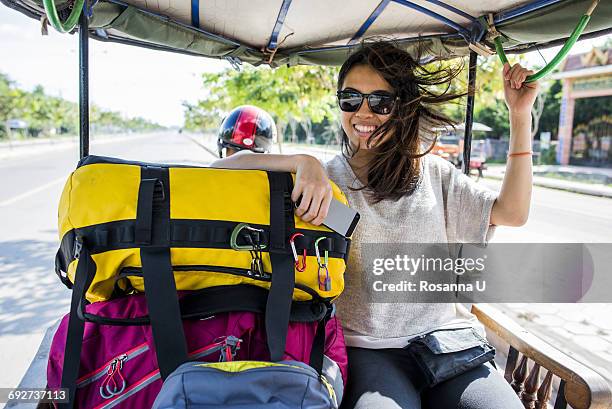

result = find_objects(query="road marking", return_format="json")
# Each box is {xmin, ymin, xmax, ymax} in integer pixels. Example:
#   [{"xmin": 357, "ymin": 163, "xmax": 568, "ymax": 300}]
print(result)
[{"xmin": 0, "ymin": 176, "xmax": 66, "ymax": 207}]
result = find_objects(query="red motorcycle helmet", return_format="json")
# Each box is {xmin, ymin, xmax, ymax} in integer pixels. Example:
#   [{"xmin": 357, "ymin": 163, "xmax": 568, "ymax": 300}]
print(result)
[{"xmin": 217, "ymin": 105, "xmax": 277, "ymax": 157}]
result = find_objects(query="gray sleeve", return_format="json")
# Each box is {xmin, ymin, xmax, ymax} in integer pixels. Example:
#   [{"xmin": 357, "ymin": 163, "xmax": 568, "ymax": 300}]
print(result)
[{"xmin": 444, "ymin": 164, "xmax": 498, "ymax": 244}]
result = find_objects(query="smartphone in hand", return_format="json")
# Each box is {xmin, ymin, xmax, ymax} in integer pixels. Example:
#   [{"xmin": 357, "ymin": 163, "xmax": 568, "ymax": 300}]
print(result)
[{"xmin": 295, "ymin": 196, "xmax": 360, "ymax": 237}]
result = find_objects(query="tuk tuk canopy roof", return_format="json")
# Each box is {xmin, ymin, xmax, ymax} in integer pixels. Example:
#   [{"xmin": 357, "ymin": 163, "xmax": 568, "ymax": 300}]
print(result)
[{"xmin": 2, "ymin": 0, "xmax": 611, "ymax": 66}]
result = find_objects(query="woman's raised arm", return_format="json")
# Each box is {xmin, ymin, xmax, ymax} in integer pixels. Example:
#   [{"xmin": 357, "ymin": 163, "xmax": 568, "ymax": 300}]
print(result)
[
  {"xmin": 491, "ymin": 63, "xmax": 538, "ymax": 227},
  {"xmin": 211, "ymin": 151, "xmax": 333, "ymax": 225}
]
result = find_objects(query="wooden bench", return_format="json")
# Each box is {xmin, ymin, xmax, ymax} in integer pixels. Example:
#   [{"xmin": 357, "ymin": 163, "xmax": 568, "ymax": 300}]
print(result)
[{"xmin": 472, "ymin": 304, "xmax": 612, "ymax": 409}]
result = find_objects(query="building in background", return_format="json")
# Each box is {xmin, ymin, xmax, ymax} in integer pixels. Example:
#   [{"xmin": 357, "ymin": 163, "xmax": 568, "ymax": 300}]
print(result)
[{"xmin": 552, "ymin": 47, "xmax": 611, "ymax": 167}]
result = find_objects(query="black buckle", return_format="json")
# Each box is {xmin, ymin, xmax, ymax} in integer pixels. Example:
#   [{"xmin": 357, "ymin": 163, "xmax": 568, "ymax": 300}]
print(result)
[
  {"xmin": 73, "ymin": 237, "xmax": 83, "ymax": 260},
  {"xmin": 153, "ymin": 180, "xmax": 165, "ymax": 202},
  {"xmin": 325, "ymin": 303, "xmax": 336, "ymax": 319}
]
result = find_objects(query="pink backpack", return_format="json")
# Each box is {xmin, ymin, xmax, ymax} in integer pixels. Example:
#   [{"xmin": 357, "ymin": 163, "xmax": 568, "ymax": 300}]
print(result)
[{"xmin": 47, "ymin": 286, "xmax": 347, "ymax": 409}]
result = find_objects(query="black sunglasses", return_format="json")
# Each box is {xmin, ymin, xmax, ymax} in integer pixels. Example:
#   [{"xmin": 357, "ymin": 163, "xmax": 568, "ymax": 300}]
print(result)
[{"xmin": 337, "ymin": 89, "xmax": 397, "ymax": 115}]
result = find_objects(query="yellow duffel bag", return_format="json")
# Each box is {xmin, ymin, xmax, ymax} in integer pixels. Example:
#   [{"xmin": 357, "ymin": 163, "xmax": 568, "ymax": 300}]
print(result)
[{"xmin": 55, "ymin": 156, "xmax": 351, "ymax": 304}]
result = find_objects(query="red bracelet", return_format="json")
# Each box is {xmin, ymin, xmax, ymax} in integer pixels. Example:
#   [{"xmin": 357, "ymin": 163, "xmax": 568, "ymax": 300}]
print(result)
[{"xmin": 507, "ymin": 151, "xmax": 533, "ymax": 158}]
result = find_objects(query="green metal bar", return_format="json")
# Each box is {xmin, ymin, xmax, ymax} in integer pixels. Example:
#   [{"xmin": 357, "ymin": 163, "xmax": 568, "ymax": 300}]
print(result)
[
  {"xmin": 43, "ymin": 0, "xmax": 85, "ymax": 33},
  {"xmin": 494, "ymin": 0, "xmax": 598, "ymax": 83}
]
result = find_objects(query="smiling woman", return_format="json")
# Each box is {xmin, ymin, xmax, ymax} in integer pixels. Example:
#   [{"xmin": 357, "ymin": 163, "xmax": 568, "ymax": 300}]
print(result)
[
  {"xmin": 214, "ymin": 39, "xmax": 538, "ymax": 409},
  {"xmin": 307, "ymin": 40, "xmax": 537, "ymax": 409},
  {"xmin": 337, "ymin": 68, "xmax": 396, "ymax": 146},
  {"xmin": 336, "ymin": 42, "xmax": 466, "ymax": 202}
]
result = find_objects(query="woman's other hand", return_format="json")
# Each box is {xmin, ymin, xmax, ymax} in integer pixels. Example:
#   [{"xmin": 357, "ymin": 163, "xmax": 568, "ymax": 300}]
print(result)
[
  {"xmin": 292, "ymin": 155, "xmax": 333, "ymax": 226},
  {"xmin": 502, "ymin": 63, "xmax": 539, "ymax": 116}
]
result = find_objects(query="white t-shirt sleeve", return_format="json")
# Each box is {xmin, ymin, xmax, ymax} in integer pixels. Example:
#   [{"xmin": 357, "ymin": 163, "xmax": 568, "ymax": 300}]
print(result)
[{"xmin": 444, "ymin": 162, "xmax": 498, "ymax": 244}]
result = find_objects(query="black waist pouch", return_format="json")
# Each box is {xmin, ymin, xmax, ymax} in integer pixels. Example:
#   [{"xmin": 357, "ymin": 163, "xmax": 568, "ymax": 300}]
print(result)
[{"xmin": 406, "ymin": 327, "xmax": 495, "ymax": 387}]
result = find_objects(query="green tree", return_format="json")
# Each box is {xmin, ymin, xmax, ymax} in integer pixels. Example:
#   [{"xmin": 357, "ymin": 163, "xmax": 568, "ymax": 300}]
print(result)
[
  {"xmin": 183, "ymin": 100, "xmax": 224, "ymax": 132},
  {"xmin": 0, "ymin": 71, "xmax": 162, "ymax": 138},
  {"xmin": 477, "ymin": 100, "xmax": 511, "ymax": 138},
  {"xmin": 574, "ymin": 95, "xmax": 611, "ymax": 125},
  {"xmin": 427, "ymin": 56, "xmax": 511, "ymax": 136},
  {"xmin": 19, "ymin": 85, "xmax": 55, "ymax": 136},
  {"xmin": 430, "ymin": 53, "xmax": 562, "ymax": 143},
  {"xmin": 473, "ymin": 57, "xmax": 511, "ymax": 138},
  {"xmin": 0, "ymin": 73, "xmax": 16, "ymax": 138},
  {"xmin": 538, "ymin": 79, "xmax": 562, "ymax": 137},
  {"xmin": 185, "ymin": 65, "xmax": 338, "ymax": 149}
]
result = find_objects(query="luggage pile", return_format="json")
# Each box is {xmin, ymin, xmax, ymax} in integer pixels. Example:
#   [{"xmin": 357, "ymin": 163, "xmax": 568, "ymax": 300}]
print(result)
[{"xmin": 48, "ymin": 156, "xmax": 352, "ymax": 409}]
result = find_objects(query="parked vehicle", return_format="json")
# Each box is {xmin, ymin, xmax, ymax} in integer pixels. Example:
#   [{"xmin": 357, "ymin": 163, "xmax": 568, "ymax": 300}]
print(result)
[
  {"xmin": 433, "ymin": 135, "xmax": 462, "ymax": 165},
  {"xmin": 432, "ymin": 134, "xmax": 487, "ymax": 178},
  {"xmin": 468, "ymin": 140, "xmax": 488, "ymax": 179}
]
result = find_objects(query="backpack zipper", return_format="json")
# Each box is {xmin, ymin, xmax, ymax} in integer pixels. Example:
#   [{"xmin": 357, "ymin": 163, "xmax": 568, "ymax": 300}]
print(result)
[
  {"xmin": 99, "ymin": 354, "xmax": 128, "ymax": 399},
  {"xmin": 92, "ymin": 370, "xmax": 160, "ymax": 409},
  {"xmin": 122, "ymin": 264, "xmax": 272, "ymax": 281},
  {"xmin": 76, "ymin": 343, "xmax": 149, "ymax": 389},
  {"xmin": 119, "ymin": 265, "xmax": 325, "ymax": 301},
  {"xmin": 76, "ymin": 337, "xmax": 241, "ymax": 406}
]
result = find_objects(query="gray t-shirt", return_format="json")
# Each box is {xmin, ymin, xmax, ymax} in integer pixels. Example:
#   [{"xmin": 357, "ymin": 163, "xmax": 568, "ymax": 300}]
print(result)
[{"xmin": 325, "ymin": 154, "xmax": 498, "ymax": 348}]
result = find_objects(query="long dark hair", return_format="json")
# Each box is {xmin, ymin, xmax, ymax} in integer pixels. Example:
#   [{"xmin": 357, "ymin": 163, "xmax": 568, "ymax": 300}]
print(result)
[{"xmin": 337, "ymin": 40, "xmax": 466, "ymax": 202}]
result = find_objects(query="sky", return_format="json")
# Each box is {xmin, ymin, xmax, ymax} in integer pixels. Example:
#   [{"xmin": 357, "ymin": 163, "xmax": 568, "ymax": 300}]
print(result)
[
  {"xmin": 0, "ymin": 6, "xmax": 609, "ymax": 127},
  {"xmin": 0, "ymin": 6, "xmax": 229, "ymax": 127}
]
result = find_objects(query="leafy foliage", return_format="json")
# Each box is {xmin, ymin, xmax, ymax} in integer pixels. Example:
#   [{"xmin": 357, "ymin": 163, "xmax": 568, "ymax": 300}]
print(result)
[
  {"xmin": 0, "ymin": 72, "xmax": 163, "ymax": 139},
  {"xmin": 184, "ymin": 65, "xmax": 339, "ymax": 142},
  {"xmin": 540, "ymin": 146, "xmax": 558, "ymax": 165},
  {"xmin": 439, "ymin": 55, "xmax": 563, "ymax": 140}
]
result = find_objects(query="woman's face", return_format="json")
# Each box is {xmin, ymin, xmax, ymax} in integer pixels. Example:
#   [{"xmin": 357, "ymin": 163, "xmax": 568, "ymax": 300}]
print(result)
[{"xmin": 340, "ymin": 64, "xmax": 395, "ymax": 150}]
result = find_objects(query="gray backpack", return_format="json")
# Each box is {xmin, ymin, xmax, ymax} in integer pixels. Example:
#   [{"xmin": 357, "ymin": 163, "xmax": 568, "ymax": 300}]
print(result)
[{"xmin": 152, "ymin": 360, "xmax": 339, "ymax": 408}]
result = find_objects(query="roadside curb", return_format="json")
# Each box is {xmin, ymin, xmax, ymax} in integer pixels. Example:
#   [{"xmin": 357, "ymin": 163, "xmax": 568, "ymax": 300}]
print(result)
[
  {"xmin": 185, "ymin": 134, "xmax": 218, "ymax": 158},
  {"xmin": 484, "ymin": 173, "xmax": 612, "ymax": 198}
]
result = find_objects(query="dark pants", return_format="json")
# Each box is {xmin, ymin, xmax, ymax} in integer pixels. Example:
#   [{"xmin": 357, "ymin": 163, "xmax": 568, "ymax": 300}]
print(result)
[{"xmin": 340, "ymin": 347, "xmax": 524, "ymax": 409}]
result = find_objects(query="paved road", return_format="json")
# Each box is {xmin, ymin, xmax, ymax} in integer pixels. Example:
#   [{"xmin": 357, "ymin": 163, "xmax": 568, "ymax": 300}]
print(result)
[
  {"xmin": 479, "ymin": 178, "xmax": 612, "ymax": 243},
  {"xmin": 1, "ymin": 133, "xmax": 611, "ymax": 389},
  {"xmin": 0, "ymin": 132, "xmax": 216, "ymax": 389}
]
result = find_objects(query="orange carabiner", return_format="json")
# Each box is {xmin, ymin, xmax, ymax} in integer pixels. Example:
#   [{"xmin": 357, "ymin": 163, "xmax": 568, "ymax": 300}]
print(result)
[{"xmin": 289, "ymin": 233, "xmax": 307, "ymax": 272}]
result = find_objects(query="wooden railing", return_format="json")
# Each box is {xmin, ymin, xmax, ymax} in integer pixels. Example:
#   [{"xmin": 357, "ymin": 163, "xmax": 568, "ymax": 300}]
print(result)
[{"xmin": 472, "ymin": 304, "xmax": 612, "ymax": 409}]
